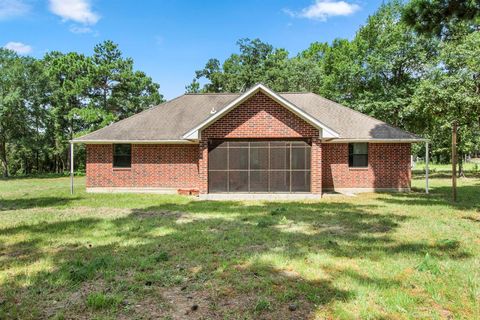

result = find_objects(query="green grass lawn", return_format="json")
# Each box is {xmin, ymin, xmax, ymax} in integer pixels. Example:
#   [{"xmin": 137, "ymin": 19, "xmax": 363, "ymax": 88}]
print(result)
[
  {"xmin": 412, "ymin": 162, "xmax": 479, "ymax": 175},
  {"xmin": 0, "ymin": 174, "xmax": 479, "ymax": 319}
]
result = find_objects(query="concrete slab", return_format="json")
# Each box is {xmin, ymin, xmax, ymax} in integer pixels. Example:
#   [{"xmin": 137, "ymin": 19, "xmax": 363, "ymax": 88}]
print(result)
[{"xmin": 199, "ymin": 193, "xmax": 322, "ymax": 201}]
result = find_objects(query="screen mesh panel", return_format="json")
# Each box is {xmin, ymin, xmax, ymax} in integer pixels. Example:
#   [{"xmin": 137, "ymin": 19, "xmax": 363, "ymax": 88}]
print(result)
[{"xmin": 208, "ymin": 140, "xmax": 311, "ymax": 193}]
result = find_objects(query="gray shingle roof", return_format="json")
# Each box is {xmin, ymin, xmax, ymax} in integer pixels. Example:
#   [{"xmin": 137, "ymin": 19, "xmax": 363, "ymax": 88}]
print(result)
[{"xmin": 74, "ymin": 91, "xmax": 423, "ymax": 142}]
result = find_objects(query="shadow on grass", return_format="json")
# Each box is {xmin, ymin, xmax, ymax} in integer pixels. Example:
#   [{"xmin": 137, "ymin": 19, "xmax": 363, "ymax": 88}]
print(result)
[
  {"xmin": 380, "ymin": 183, "xmax": 480, "ymax": 211},
  {"xmin": 0, "ymin": 197, "xmax": 77, "ymax": 211},
  {"xmin": 0, "ymin": 198, "xmax": 472, "ymax": 319}
]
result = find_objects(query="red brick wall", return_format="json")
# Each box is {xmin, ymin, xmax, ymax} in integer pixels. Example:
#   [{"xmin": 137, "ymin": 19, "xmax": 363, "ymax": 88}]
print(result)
[
  {"xmin": 198, "ymin": 91, "xmax": 321, "ymax": 194},
  {"xmin": 202, "ymin": 92, "xmax": 319, "ymax": 139},
  {"xmin": 85, "ymin": 92, "xmax": 412, "ymax": 193},
  {"xmin": 86, "ymin": 144, "xmax": 199, "ymax": 188},
  {"xmin": 322, "ymin": 143, "xmax": 411, "ymax": 190}
]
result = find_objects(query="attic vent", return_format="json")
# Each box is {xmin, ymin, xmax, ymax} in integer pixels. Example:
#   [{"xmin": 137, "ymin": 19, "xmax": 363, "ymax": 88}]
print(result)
[{"xmin": 210, "ymin": 107, "xmax": 217, "ymax": 114}]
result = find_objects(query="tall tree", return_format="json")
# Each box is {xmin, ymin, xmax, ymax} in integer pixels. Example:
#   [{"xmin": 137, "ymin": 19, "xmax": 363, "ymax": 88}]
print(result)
[
  {"xmin": 0, "ymin": 49, "xmax": 35, "ymax": 177},
  {"xmin": 349, "ymin": 1, "xmax": 435, "ymax": 129},
  {"xmin": 403, "ymin": 0, "xmax": 480, "ymax": 201},
  {"xmin": 90, "ymin": 40, "xmax": 162, "ymax": 120},
  {"xmin": 190, "ymin": 38, "xmax": 291, "ymax": 93},
  {"xmin": 43, "ymin": 51, "xmax": 92, "ymax": 172},
  {"xmin": 403, "ymin": 0, "xmax": 480, "ymax": 37}
]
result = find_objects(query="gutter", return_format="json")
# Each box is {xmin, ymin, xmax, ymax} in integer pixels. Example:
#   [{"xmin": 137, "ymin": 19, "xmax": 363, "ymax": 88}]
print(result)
[
  {"xmin": 70, "ymin": 139, "xmax": 199, "ymax": 144},
  {"xmin": 322, "ymin": 138, "xmax": 429, "ymax": 143}
]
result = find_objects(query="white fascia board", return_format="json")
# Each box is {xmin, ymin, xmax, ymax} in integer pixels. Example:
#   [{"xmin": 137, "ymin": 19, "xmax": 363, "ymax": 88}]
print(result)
[
  {"xmin": 70, "ymin": 139, "xmax": 198, "ymax": 144},
  {"xmin": 181, "ymin": 83, "xmax": 340, "ymax": 140},
  {"xmin": 322, "ymin": 138, "xmax": 428, "ymax": 143}
]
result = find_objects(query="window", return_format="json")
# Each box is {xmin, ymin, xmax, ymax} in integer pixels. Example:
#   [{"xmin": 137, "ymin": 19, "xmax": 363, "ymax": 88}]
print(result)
[
  {"xmin": 113, "ymin": 144, "xmax": 131, "ymax": 168},
  {"xmin": 349, "ymin": 143, "xmax": 368, "ymax": 167}
]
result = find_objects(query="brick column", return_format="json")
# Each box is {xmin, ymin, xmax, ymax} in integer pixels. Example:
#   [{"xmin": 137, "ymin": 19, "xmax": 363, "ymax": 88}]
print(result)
[
  {"xmin": 198, "ymin": 138, "xmax": 209, "ymax": 194},
  {"xmin": 311, "ymin": 138, "xmax": 322, "ymax": 195}
]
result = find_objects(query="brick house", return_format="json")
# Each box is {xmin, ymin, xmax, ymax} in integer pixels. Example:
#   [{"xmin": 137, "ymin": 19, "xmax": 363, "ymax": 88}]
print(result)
[{"xmin": 73, "ymin": 84, "xmax": 424, "ymax": 197}]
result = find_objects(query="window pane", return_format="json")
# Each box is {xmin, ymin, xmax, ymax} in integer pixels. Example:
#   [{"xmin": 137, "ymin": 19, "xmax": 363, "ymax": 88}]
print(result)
[
  {"xmin": 113, "ymin": 144, "xmax": 131, "ymax": 167},
  {"xmin": 270, "ymin": 141, "xmax": 287, "ymax": 147},
  {"xmin": 229, "ymin": 147, "xmax": 248, "ymax": 169},
  {"xmin": 270, "ymin": 171, "xmax": 290, "ymax": 192},
  {"xmin": 250, "ymin": 171, "xmax": 269, "ymax": 192},
  {"xmin": 250, "ymin": 141, "xmax": 268, "ymax": 147},
  {"xmin": 209, "ymin": 140, "xmax": 227, "ymax": 149},
  {"xmin": 291, "ymin": 171, "xmax": 310, "ymax": 192},
  {"xmin": 229, "ymin": 171, "xmax": 249, "ymax": 192},
  {"xmin": 353, "ymin": 143, "xmax": 368, "ymax": 154},
  {"xmin": 209, "ymin": 171, "xmax": 228, "ymax": 192},
  {"xmin": 352, "ymin": 155, "xmax": 368, "ymax": 167},
  {"xmin": 113, "ymin": 155, "xmax": 131, "ymax": 168},
  {"xmin": 270, "ymin": 147, "xmax": 290, "ymax": 170},
  {"xmin": 114, "ymin": 144, "xmax": 131, "ymax": 156},
  {"xmin": 305, "ymin": 147, "xmax": 311, "ymax": 170},
  {"xmin": 250, "ymin": 148, "xmax": 268, "ymax": 170},
  {"xmin": 291, "ymin": 140, "xmax": 309, "ymax": 147},
  {"xmin": 349, "ymin": 143, "xmax": 368, "ymax": 167},
  {"xmin": 228, "ymin": 141, "xmax": 249, "ymax": 147},
  {"xmin": 291, "ymin": 147, "xmax": 306, "ymax": 170},
  {"xmin": 209, "ymin": 146, "xmax": 228, "ymax": 170}
]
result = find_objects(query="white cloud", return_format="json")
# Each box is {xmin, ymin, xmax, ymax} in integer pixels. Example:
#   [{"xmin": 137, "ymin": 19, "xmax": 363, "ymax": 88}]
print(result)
[
  {"xmin": 4, "ymin": 41, "xmax": 32, "ymax": 54},
  {"xmin": 285, "ymin": 0, "xmax": 360, "ymax": 21},
  {"xmin": 0, "ymin": 0, "xmax": 30, "ymax": 20},
  {"xmin": 49, "ymin": 0, "xmax": 99, "ymax": 25},
  {"xmin": 69, "ymin": 25, "xmax": 92, "ymax": 33}
]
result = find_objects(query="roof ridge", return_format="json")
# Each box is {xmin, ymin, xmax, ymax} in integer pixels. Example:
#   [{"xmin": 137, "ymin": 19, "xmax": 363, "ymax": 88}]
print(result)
[
  {"xmin": 278, "ymin": 92, "xmax": 312, "ymax": 94},
  {"xmin": 310, "ymin": 93, "xmax": 422, "ymax": 139},
  {"xmin": 184, "ymin": 92, "xmax": 240, "ymax": 95},
  {"xmin": 185, "ymin": 92, "xmax": 315, "ymax": 95}
]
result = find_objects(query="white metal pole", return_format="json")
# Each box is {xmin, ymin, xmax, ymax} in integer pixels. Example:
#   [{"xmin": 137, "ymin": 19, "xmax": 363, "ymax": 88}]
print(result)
[
  {"xmin": 70, "ymin": 142, "xmax": 74, "ymax": 195},
  {"xmin": 425, "ymin": 141, "xmax": 429, "ymax": 194}
]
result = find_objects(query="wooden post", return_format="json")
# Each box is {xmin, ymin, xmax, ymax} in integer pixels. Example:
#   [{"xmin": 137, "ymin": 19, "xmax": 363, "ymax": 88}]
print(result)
[
  {"xmin": 452, "ymin": 122, "xmax": 457, "ymax": 202},
  {"xmin": 70, "ymin": 143, "xmax": 74, "ymax": 195},
  {"xmin": 425, "ymin": 141, "xmax": 429, "ymax": 194}
]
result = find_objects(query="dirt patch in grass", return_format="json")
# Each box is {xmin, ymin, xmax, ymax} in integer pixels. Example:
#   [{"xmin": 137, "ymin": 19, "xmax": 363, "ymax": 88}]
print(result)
[
  {"xmin": 160, "ymin": 285, "xmax": 214, "ymax": 319},
  {"xmin": 44, "ymin": 280, "xmax": 106, "ymax": 319}
]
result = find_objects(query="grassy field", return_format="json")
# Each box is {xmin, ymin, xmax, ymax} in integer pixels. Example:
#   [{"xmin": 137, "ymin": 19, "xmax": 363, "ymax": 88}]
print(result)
[
  {"xmin": 0, "ymin": 174, "xmax": 479, "ymax": 319},
  {"xmin": 412, "ymin": 162, "xmax": 479, "ymax": 175}
]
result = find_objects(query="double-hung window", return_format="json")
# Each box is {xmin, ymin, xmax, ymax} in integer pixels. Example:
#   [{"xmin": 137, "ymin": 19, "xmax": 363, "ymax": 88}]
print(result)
[
  {"xmin": 349, "ymin": 143, "xmax": 368, "ymax": 168},
  {"xmin": 113, "ymin": 144, "xmax": 131, "ymax": 168}
]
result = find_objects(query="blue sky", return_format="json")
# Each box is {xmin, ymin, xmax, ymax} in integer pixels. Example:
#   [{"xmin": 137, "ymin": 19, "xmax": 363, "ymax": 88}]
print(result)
[{"xmin": 1, "ymin": 0, "xmax": 384, "ymax": 99}]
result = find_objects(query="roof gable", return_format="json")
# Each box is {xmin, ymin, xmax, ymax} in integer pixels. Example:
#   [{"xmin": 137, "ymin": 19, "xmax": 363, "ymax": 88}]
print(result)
[
  {"xmin": 72, "ymin": 84, "xmax": 424, "ymax": 143},
  {"xmin": 182, "ymin": 84, "xmax": 339, "ymax": 140}
]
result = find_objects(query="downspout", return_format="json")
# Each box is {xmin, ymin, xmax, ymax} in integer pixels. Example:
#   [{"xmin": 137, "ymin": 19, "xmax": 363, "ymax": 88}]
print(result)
[
  {"xmin": 425, "ymin": 141, "xmax": 429, "ymax": 194},
  {"xmin": 70, "ymin": 142, "xmax": 74, "ymax": 195}
]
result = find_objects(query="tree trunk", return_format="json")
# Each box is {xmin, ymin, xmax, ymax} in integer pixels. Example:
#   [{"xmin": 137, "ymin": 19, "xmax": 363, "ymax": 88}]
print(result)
[
  {"xmin": 457, "ymin": 130, "xmax": 464, "ymax": 177},
  {"xmin": 0, "ymin": 139, "xmax": 8, "ymax": 178},
  {"xmin": 452, "ymin": 122, "xmax": 457, "ymax": 202},
  {"xmin": 36, "ymin": 150, "xmax": 39, "ymax": 173}
]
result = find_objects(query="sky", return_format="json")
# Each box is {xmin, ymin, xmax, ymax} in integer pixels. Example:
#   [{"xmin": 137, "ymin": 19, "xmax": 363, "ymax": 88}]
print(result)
[{"xmin": 1, "ymin": 0, "xmax": 385, "ymax": 99}]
